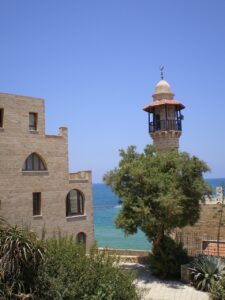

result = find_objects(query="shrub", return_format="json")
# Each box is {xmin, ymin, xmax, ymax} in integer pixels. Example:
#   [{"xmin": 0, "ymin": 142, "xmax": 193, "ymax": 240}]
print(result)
[
  {"xmin": 149, "ymin": 235, "xmax": 189, "ymax": 279},
  {"xmin": 0, "ymin": 226, "xmax": 44, "ymax": 299},
  {"xmin": 210, "ymin": 277, "xmax": 225, "ymax": 300},
  {"xmin": 0, "ymin": 226, "xmax": 140, "ymax": 299},
  {"xmin": 35, "ymin": 236, "xmax": 140, "ymax": 300},
  {"xmin": 189, "ymin": 255, "xmax": 225, "ymax": 291}
]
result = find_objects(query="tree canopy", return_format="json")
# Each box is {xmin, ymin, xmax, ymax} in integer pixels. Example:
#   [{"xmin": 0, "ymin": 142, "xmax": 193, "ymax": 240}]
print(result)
[{"xmin": 103, "ymin": 145, "xmax": 211, "ymax": 245}]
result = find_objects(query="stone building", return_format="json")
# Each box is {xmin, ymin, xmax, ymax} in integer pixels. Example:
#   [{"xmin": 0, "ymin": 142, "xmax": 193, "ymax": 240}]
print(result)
[
  {"xmin": 0, "ymin": 93, "xmax": 94, "ymax": 249},
  {"xmin": 143, "ymin": 74, "xmax": 225, "ymax": 256}
]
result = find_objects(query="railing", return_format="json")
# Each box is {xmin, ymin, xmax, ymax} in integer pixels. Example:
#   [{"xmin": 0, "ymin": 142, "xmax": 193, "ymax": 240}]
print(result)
[{"xmin": 149, "ymin": 119, "xmax": 182, "ymax": 133}]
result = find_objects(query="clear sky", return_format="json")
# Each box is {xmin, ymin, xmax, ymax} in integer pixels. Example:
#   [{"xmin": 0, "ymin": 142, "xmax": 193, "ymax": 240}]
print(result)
[{"xmin": 0, "ymin": 0, "xmax": 225, "ymax": 182}]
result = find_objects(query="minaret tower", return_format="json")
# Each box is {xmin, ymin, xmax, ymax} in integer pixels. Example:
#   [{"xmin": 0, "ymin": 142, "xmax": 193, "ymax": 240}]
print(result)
[{"xmin": 143, "ymin": 67, "xmax": 185, "ymax": 152}]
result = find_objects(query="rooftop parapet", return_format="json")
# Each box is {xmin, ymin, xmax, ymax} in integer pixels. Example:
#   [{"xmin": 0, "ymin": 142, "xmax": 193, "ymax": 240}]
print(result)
[
  {"xmin": 69, "ymin": 171, "xmax": 92, "ymax": 183},
  {"xmin": 59, "ymin": 127, "xmax": 68, "ymax": 138}
]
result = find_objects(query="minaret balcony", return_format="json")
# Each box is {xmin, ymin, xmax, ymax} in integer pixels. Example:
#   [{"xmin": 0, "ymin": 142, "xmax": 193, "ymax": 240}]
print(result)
[{"xmin": 149, "ymin": 119, "xmax": 182, "ymax": 133}]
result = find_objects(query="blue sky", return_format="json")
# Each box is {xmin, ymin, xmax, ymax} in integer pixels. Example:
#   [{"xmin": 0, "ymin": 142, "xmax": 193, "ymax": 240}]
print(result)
[{"xmin": 0, "ymin": 0, "xmax": 225, "ymax": 182}]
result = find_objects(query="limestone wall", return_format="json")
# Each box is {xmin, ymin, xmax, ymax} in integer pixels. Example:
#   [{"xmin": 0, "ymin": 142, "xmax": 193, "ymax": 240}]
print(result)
[
  {"xmin": 0, "ymin": 93, "xmax": 94, "ymax": 249},
  {"xmin": 150, "ymin": 130, "xmax": 181, "ymax": 152},
  {"xmin": 175, "ymin": 204, "xmax": 225, "ymax": 256}
]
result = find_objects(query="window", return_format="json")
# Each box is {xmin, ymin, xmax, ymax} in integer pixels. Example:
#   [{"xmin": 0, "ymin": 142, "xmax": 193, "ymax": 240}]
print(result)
[
  {"xmin": 76, "ymin": 232, "xmax": 86, "ymax": 246},
  {"xmin": 0, "ymin": 109, "xmax": 4, "ymax": 128},
  {"xmin": 66, "ymin": 189, "xmax": 84, "ymax": 216},
  {"xmin": 22, "ymin": 153, "xmax": 46, "ymax": 171},
  {"xmin": 29, "ymin": 112, "xmax": 37, "ymax": 131},
  {"xmin": 33, "ymin": 192, "xmax": 41, "ymax": 216}
]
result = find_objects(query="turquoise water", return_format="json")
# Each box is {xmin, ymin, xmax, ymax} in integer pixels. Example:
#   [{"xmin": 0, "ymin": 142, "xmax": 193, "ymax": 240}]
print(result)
[{"xmin": 93, "ymin": 178, "xmax": 225, "ymax": 250}]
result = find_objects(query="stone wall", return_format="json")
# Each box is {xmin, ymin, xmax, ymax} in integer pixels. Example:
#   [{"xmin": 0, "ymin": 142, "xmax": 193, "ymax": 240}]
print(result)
[
  {"xmin": 97, "ymin": 248, "xmax": 150, "ymax": 264},
  {"xmin": 150, "ymin": 130, "xmax": 181, "ymax": 152},
  {"xmin": 175, "ymin": 204, "xmax": 225, "ymax": 256},
  {"xmin": 0, "ymin": 93, "xmax": 94, "ymax": 249}
]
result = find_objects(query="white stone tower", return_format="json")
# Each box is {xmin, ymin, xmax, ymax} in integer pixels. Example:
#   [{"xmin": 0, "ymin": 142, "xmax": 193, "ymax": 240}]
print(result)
[{"xmin": 143, "ymin": 69, "xmax": 185, "ymax": 152}]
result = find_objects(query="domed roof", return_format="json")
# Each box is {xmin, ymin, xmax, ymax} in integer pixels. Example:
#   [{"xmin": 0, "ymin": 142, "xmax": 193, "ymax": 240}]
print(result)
[
  {"xmin": 152, "ymin": 79, "xmax": 174, "ymax": 101},
  {"xmin": 143, "ymin": 75, "xmax": 185, "ymax": 112},
  {"xmin": 153, "ymin": 79, "xmax": 173, "ymax": 95}
]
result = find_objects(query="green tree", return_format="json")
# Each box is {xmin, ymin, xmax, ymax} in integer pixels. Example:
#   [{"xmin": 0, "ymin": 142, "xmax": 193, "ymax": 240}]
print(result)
[{"xmin": 104, "ymin": 145, "xmax": 211, "ymax": 277}]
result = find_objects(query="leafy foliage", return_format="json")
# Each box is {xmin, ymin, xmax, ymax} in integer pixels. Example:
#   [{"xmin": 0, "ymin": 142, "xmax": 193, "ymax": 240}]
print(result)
[
  {"xmin": 104, "ymin": 145, "xmax": 210, "ymax": 278},
  {"xmin": 189, "ymin": 255, "xmax": 225, "ymax": 291},
  {"xmin": 34, "ymin": 236, "xmax": 140, "ymax": 300},
  {"xmin": 104, "ymin": 145, "xmax": 210, "ymax": 242},
  {"xmin": 210, "ymin": 276, "xmax": 225, "ymax": 300},
  {"xmin": 0, "ymin": 226, "xmax": 44, "ymax": 299},
  {"xmin": 149, "ymin": 236, "xmax": 188, "ymax": 279},
  {"xmin": 0, "ymin": 227, "xmax": 140, "ymax": 300}
]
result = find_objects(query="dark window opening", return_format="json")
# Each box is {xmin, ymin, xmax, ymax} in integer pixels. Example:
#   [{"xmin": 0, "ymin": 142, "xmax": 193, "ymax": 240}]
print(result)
[
  {"xmin": 0, "ymin": 109, "xmax": 4, "ymax": 128},
  {"xmin": 29, "ymin": 113, "xmax": 38, "ymax": 131},
  {"xmin": 155, "ymin": 114, "xmax": 161, "ymax": 130},
  {"xmin": 33, "ymin": 192, "xmax": 41, "ymax": 216},
  {"xmin": 66, "ymin": 190, "xmax": 84, "ymax": 216},
  {"xmin": 22, "ymin": 153, "xmax": 46, "ymax": 171},
  {"xmin": 76, "ymin": 232, "xmax": 86, "ymax": 245}
]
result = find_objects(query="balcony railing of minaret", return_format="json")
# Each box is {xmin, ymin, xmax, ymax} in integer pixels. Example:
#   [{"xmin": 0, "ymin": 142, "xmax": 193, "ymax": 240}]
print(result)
[{"xmin": 149, "ymin": 119, "xmax": 182, "ymax": 133}]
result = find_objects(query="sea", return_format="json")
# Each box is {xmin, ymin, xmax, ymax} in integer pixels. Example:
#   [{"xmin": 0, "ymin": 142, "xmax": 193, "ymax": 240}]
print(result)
[{"xmin": 93, "ymin": 178, "xmax": 225, "ymax": 251}]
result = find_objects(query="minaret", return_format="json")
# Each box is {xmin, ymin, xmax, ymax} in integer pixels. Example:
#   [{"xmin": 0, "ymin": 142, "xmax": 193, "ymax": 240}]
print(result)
[{"xmin": 143, "ymin": 67, "xmax": 185, "ymax": 152}]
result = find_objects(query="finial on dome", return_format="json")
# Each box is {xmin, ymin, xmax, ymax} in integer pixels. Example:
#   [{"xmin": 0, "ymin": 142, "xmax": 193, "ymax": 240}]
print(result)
[{"xmin": 160, "ymin": 65, "xmax": 164, "ymax": 80}]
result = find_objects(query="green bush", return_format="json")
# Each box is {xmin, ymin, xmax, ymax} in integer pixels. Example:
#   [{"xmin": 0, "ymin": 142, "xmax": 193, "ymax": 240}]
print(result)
[
  {"xmin": 189, "ymin": 255, "xmax": 225, "ymax": 291},
  {"xmin": 149, "ymin": 235, "xmax": 189, "ymax": 279},
  {"xmin": 0, "ymin": 226, "xmax": 140, "ymax": 300},
  {"xmin": 34, "ymin": 236, "xmax": 140, "ymax": 300},
  {"xmin": 0, "ymin": 226, "xmax": 44, "ymax": 299},
  {"xmin": 210, "ymin": 277, "xmax": 225, "ymax": 300}
]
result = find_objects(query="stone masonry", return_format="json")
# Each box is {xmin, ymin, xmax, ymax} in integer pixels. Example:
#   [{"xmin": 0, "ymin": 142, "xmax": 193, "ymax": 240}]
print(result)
[
  {"xmin": 150, "ymin": 130, "xmax": 181, "ymax": 152},
  {"xmin": 0, "ymin": 93, "xmax": 94, "ymax": 249}
]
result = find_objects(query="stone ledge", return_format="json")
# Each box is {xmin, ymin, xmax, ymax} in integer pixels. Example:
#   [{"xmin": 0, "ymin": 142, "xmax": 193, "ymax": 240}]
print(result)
[
  {"xmin": 22, "ymin": 171, "xmax": 49, "ymax": 176},
  {"xmin": 45, "ymin": 134, "xmax": 63, "ymax": 139},
  {"xmin": 29, "ymin": 130, "xmax": 39, "ymax": 134},
  {"xmin": 69, "ymin": 179, "xmax": 88, "ymax": 184},
  {"xmin": 66, "ymin": 215, "xmax": 87, "ymax": 222},
  {"xmin": 97, "ymin": 248, "xmax": 150, "ymax": 264},
  {"xmin": 33, "ymin": 215, "xmax": 43, "ymax": 220}
]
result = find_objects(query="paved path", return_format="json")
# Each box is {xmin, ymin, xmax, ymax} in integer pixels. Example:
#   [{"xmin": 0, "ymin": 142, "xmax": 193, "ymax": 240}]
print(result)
[{"xmin": 123, "ymin": 263, "xmax": 209, "ymax": 300}]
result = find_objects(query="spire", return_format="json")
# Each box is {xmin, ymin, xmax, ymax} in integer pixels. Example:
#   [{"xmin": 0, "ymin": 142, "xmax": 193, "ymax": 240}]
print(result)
[{"xmin": 160, "ymin": 65, "xmax": 164, "ymax": 80}]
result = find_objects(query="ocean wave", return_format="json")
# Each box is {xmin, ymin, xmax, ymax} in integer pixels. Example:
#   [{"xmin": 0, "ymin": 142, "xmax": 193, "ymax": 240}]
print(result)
[
  {"xmin": 114, "ymin": 205, "xmax": 122, "ymax": 209},
  {"xmin": 93, "ymin": 204, "xmax": 116, "ymax": 209},
  {"xmin": 93, "ymin": 204, "xmax": 122, "ymax": 209}
]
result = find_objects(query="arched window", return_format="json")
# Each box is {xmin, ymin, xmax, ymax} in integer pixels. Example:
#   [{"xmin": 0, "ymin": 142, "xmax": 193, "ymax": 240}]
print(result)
[
  {"xmin": 76, "ymin": 232, "xmax": 86, "ymax": 245},
  {"xmin": 22, "ymin": 153, "xmax": 46, "ymax": 171},
  {"xmin": 66, "ymin": 189, "xmax": 84, "ymax": 216}
]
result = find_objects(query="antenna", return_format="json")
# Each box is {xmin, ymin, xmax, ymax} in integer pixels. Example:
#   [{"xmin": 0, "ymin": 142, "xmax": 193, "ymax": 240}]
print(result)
[{"xmin": 159, "ymin": 65, "xmax": 164, "ymax": 80}]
